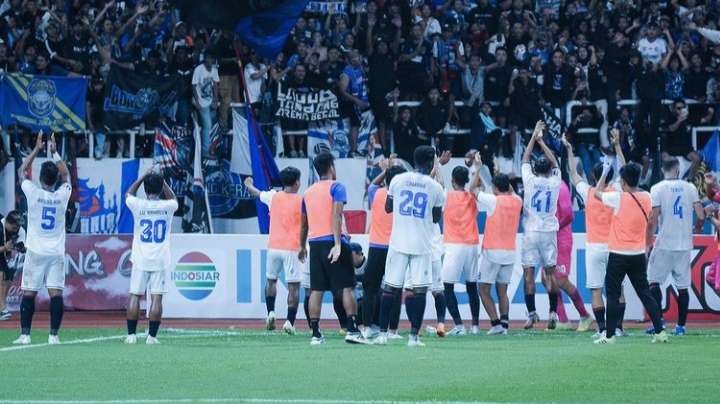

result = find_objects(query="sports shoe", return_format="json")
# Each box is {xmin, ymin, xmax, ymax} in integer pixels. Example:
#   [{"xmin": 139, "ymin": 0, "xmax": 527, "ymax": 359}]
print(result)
[
  {"xmin": 310, "ymin": 335, "xmax": 325, "ymax": 345},
  {"xmin": 672, "ymin": 325, "xmax": 686, "ymax": 336},
  {"xmin": 373, "ymin": 333, "xmax": 388, "ymax": 345},
  {"xmin": 407, "ymin": 335, "xmax": 425, "ymax": 347},
  {"xmin": 48, "ymin": 335, "xmax": 61, "ymax": 345},
  {"xmin": 387, "ymin": 331, "xmax": 404, "ymax": 340},
  {"xmin": 577, "ymin": 316, "xmax": 593, "ymax": 332},
  {"xmin": 345, "ymin": 332, "xmax": 372, "ymax": 345},
  {"xmin": 447, "ymin": 325, "xmax": 467, "ymax": 336},
  {"xmin": 546, "ymin": 312, "xmax": 558, "ymax": 330},
  {"xmin": 591, "ymin": 330, "xmax": 605, "ymax": 340},
  {"xmin": 645, "ymin": 320, "xmax": 665, "ymax": 335},
  {"xmin": 524, "ymin": 312, "xmax": 540, "ymax": 329},
  {"xmin": 556, "ymin": 321, "xmax": 572, "ymax": 330},
  {"xmin": 364, "ymin": 325, "xmax": 380, "ymax": 339},
  {"xmin": 0, "ymin": 310, "xmax": 11, "ymax": 320},
  {"xmin": 265, "ymin": 311, "xmax": 276, "ymax": 331},
  {"xmin": 594, "ymin": 335, "xmax": 616, "ymax": 344},
  {"xmin": 615, "ymin": 328, "xmax": 630, "ymax": 337},
  {"xmin": 282, "ymin": 320, "xmax": 296, "ymax": 335},
  {"xmin": 124, "ymin": 334, "xmax": 137, "ymax": 344},
  {"xmin": 146, "ymin": 336, "xmax": 160, "ymax": 345},
  {"xmin": 487, "ymin": 325, "xmax": 507, "ymax": 335},
  {"xmin": 12, "ymin": 335, "xmax": 30, "ymax": 345},
  {"xmin": 652, "ymin": 330, "xmax": 669, "ymax": 344},
  {"xmin": 471, "ymin": 325, "xmax": 480, "ymax": 335},
  {"xmin": 425, "ymin": 325, "xmax": 437, "ymax": 336},
  {"xmin": 436, "ymin": 323, "xmax": 446, "ymax": 337}
]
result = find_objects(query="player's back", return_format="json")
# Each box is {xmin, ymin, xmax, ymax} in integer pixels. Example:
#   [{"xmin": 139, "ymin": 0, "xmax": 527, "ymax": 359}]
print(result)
[
  {"xmin": 521, "ymin": 168, "xmax": 561, "ymax": 232},
  {"xmin": 388, "ymin": 171, "xmax": 444, "ymax": 255},
  {"xmin": 22, "ymin": 180, "xmax": 72, "ymax": 256},
  {"xmin": 651, "ymin": 179, "xmax": 698, "ymax": 251},
  {"xmin": 127, "ymin": 196, "xmax": 178, "ymax": 271}
]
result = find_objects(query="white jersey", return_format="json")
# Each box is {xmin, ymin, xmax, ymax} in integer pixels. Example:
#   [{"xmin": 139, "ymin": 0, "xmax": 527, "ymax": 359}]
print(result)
[
  {"xmin": 22, "ymin": 180, "xmax": 72, "ymax": 256},
  {"xmin": 521, "ymin": 163, "xmax": 561, "ymax": 232},
  {"xmin": 650, "ymin": 179, "xmax": 699, "ymax": 251},
  {"xmin": 388, "ymin": 171, "xmax": 445, "ymax": 255},
  {"xmin": 126, "ymin": 195, "xmax": 178, "ymax": 272}
]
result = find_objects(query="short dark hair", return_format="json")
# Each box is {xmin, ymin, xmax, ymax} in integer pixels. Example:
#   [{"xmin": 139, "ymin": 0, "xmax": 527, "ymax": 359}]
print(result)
[
  {"xmin": 534, "ymin": 156, "xmax": 552, "ymax": 175},
  {"xmin": 492, "ymin": 174, "xmax": 511, "ymax": 192},
  {"xmin": 385, "ymin": 165, "xmax": 406, "ymax": 187},
  {"xmin": 279, "ymin": 167, "xmax": 301, "ymax": 187},
  {"xmin": 39, "ymin": 161, "xmax": 59, "ymax": 187},
  {"xmin": 592, "ymin": 162, "xmax": 613, "ymax": 183},
  {"xmin": 313, "ymin": 152, "xmax": 335, "ymax": 176},
  {"xmin": 143, "ymin": 173, "xmax": 164, "ymax": 196},
  {"xmin": 620, "ymin": 163, "xmax": 641, "ymax": 187},
  {"xmin": 452, "ymin": 166, "xmax": 470, "ymax": 187},
  {"xmin": 5, "ymin": 210, "xmax": 22, "ymax": 226},
  {"xmin": 662, "ymin": 157, "xmax": 680, "ymax": 173},
  {"xmin": 413, "ymin": 146, "xmax": 436, "ymax": 173}
]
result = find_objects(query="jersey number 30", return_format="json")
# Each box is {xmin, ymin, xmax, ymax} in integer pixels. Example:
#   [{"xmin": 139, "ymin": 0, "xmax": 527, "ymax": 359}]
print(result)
[
  {"xmin": 139, "ymin": 219, "xmax": 167, "ymax": 243},
  {"xmin": 398, "ymin": 190, "xmax": 428, "ymax": 218},
  {"xmin": 531, "ymin": 190, "xmax": 552, "ymax": 213}
]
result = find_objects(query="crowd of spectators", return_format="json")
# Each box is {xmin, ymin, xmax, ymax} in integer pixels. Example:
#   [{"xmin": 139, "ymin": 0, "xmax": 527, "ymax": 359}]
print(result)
[{"xmin": 4, "ymin": 1, "xmax": 720, "ymax": 181}]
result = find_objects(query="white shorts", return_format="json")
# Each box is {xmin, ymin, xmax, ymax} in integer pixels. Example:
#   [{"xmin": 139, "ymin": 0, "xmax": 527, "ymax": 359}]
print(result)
[
  {"xmin": 431, "ymin": 259, "xmax": 443, "ymax": 292},
  {"xmin": 21, "ymin": 251, "xmax": 65, "ymax": 291},
  {"xmin": 441, "ymin": 244, "xmax": 479, "ymax": 284},
  {"xmin": 585, "ymin": 244, "xmax": 610, "ymax": 289},
  {"xmin": 648, "ymin": 248, "xmax": 692, "ymax": 289},
  {"xmin": 521, "ymin": 231, "xmax": 557, "ymax": 268},
  {"xmin": 478, "ymin": 255, "xmax": 513, "ymax": 285},
  {"xmin": 384, "ymin": 248, "xmax": 432, "ymax": 289},
  {"xmin": 267, "ymin": 249, "xmax": 302, "ymax": 283},
  {"xmin": 129, "ymin": 270, "xmax": 167, "ymax": 295}
]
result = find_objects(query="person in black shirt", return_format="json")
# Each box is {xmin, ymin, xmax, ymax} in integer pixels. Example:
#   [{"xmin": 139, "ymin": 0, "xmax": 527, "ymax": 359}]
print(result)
[
  {"xmin": 508, "ymin": 65, "xmax": 541, "ymax": 134},
  {"xmin": 368, "ymin": 39, "xmax": 398, "ymax": 150},
  {"xmin": 542, "ymin": 49, "xmax": 575, "ymax": 112},
  {"xmin": 660, "ymin": 99, "xmax": 700, "ymax": 178},
  {"xmin": 392, "ymin": 104, "xmax": 426, "ymax": 163},
  {"xmin": 569, "ymin": 106, "xmax": 604, "ymax": 182},
  {"xmin": 282, "ymin": 64, "xmax": 310, "ymax": 157},
  {"xmin": 320, "ymin": 47, "xmax": 344, "ymax": 90},
  {"xmin": 213, "ymin": 31, "xmax": 240, "ymax": 128},
  {"xmin": 398, "ymin": 24, "xmax": 430, "ymax": 100},
  {"xmin": 684, "ymin": 53, "xmax": 709, "ymax": 102},
  {"xmin": 417, "ymin": 88, "xmax": 450, "ymax": 150},
  {"xmin": 484, "ymin": 47, "xmax": 513, "ymax": 107},
  {"xmin": 0, "ymin": 210, "xmax": 24, "ymax": 321},
  {"xmin": 468, "ymin": 0, "xmax": 498, "ymax": 33}
]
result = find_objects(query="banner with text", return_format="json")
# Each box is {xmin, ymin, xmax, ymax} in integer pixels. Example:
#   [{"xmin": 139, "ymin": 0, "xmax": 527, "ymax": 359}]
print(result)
[{"xmin": 276, "ymin": 84, "xmax": 340, "ymax": 122}]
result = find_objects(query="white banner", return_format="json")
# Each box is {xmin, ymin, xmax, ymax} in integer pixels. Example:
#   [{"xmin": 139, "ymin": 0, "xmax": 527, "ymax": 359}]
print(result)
[{"xmin": 163, "ymin": 233, "xmax": 644, "ymax": 321}]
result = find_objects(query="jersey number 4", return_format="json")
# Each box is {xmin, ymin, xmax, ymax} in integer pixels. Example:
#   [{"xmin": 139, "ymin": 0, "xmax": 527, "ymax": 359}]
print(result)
[
  {"xmin": 531, "ymin": 190, "xmax": 552, "ymax": 213},
  {"xmin": 673, "ymin": 195, "xmax": 683, "ymax": 219},
  {"xmin": 398, "ymin": 190, "xmax": 428, "ymax": 218},
  {"xmin": 139, "ymin": 219, "xmax": 167, "ymax": 243}
]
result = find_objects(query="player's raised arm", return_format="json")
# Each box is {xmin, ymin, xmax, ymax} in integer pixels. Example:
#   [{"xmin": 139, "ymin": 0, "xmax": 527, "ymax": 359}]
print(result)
[
  {"xmin": 49, "ymin": 134, "xmax": 69, "ymax": 184},
  {"xmin": 610, "ymin": 128, "xmax": 626, "ymax": 166},
  {"xmin": 535, "ymin": 126, "xmax": 559, "ymax": 170},
  {"xmin": 126, "ymin": 171, "xmax": 150, "ymax": 198},
  {"xmin": 372, "ymin": 154, "xmax": 395, "ymax": 186},
  {"xmin": 18, "ymin": 131, "xmax": 45, "ymax": 181},
  {"xmin": 593, "ymin": 159, "xmax": 612, "ymax": 201},
  {"xmin": 561, "ymin": 135, "xmax": 583, "ymax": 186},
  {"xmin": 522, "ymin": 121, "xmax": 542, "ymax": 164},
  {"xmin": 244, "ymin": 177, "xmax": 262, "ymax": 198},
  {"xmin": 469, "ymin": 152, "xmax": 484, "ymax": 193},
  {"xmin": 161, "ymin": 177, "xmax": 176, "ymax": 201}
]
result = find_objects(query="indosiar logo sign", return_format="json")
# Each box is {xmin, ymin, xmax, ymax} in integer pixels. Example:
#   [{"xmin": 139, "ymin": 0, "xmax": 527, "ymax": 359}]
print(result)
[{"xmin": 172, "ymin": 252, "xmax": 219, "ymax": 300}]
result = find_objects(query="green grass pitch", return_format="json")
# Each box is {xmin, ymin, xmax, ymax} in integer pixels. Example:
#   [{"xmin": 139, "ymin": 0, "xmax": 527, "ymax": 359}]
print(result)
[{"xmin": 0, "ymin": 327, "xmax": 718, "ymax": 403}]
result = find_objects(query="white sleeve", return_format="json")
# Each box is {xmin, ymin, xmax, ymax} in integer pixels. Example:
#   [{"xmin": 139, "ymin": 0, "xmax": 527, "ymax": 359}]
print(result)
[
  {"xmin": 476, "ymin": 192, "xmax": 497, "ymax": 215},
  {"xmin": 650, "ymin": 185, "xmax": 661, "ymax": 208},
  {"xmin": 164, "ymin": 198, "xmax": 179, "ymax": 213},
  {"xmin": 521, "ymin": 163, "xmax": 533, "ymax": 183},
  {"xmin": 690, "ymin": 184, "xmax": 700, "ymax": 204},
  {"xmin": 126, "ymin": 195, "xmax": 141, "ymax": 213},
  {"xmin": 57, "ymin": 182, "xmax": 72, "ymax": 202},
  {"xmin": 575, "ymin": 181, "xmax": 591, "ymax": 204},
  {"xmin": 434, "ymin": 183, "xmax": 445, "ymax": 208},
  {"xmin": 191, "ymin": 67, "xmax": 201, "ymax": 85},
  {"xmin": 21, "ymin": 179, "xmax": 35, "ymax": 197},
  {"xmin": 259, "ymin": 190, "xmax": 276, "ymax": 207},
  {"xmin": 698, "ymin": 27, "xmax": 720, "ymax": 44},
  {"xmin": 601, "ymin": 192, "xmax": 621, "ymax": 212}
]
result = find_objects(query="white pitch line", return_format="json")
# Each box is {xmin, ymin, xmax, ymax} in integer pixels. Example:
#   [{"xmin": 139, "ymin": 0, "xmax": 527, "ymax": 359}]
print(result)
[{"xmin": 0, "ymin": 399, "xmax": 508, "ymax": 404}]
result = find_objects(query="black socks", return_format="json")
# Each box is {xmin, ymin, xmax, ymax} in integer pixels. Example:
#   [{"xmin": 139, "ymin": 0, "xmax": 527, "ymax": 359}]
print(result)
[{"xmin": 20, "ymin": 295, "xmax": 35, "ymax": 335}]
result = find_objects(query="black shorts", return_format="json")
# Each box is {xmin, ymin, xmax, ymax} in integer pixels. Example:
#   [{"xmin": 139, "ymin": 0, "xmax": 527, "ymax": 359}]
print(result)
[
  {"xmin": 1, "ymin": 261, "xmax": 15, "ymax": 282},
  {"xmin": 309, "ymin": 241, "xmax": 354, "ymax": 292},
  {"xmin": 363, "ymin": 247, "xmax": 388, "ymax": 289}
]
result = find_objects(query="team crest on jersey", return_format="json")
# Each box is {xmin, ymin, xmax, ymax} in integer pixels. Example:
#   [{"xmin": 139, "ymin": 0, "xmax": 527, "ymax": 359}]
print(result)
[{"xmin": 27, "ymin": 78, "xmax": 57, "ymax": 118}]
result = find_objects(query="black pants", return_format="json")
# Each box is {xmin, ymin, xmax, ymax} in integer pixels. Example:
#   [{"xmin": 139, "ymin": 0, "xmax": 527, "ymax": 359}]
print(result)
[
  {"xmin": 362, "ymin": 247, "xmax": 388, "ymax": 327},
  {"xmin": 605, "ymin": 253, "xmax": 663, "ymax": 338}
]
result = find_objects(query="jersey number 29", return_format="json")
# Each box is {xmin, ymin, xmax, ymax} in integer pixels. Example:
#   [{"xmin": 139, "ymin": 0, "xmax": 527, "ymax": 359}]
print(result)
[
  {"xmin": 398, "ymin": 190, "xmax": 428, "ymax": 218},
  {"xmin": 139, "ymin": 219, "xmax": 167, "ymax": 243}
]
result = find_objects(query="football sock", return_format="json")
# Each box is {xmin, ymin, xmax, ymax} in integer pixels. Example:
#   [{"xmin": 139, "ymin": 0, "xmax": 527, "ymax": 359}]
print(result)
[
  {"xmin": 49, "ymin": 296, "xmax": 63, "ymax": 336},
  {"xmin": 346, "ymin": 315, "xmax": 359, "ymax": 333},
  {"xmin": 650, "ymin": 284, "xmax": 663, "ymax": 319},
  {"xmin": 444, "ymin": 283, "xmax": 462, "ymax": 325},
  {"xmin": 20, "ymin": 296, "xmax": 35, "ymax": 335},
  {"xmin": 466, "ymin": 282, "xmax": 480, "ymax": 326},
  {"xmin": 127, "ymin": 319, "xmax": 138, "ymax": 335},
  {"xmin": 378, "ymin": 290, "xmax": 396, "ymax": 332},
  {"xmin": 617, "ymin": 302, "xmax": 626, "ymax": 330},
  {"xmin": 310, "ymin": 318, "xmax": 321, "ymax": 338},
  {"xmin": 500, "ymin": 314, "xmax": 509, "ymax": 329},
  {"xmin": 148, "ymin": 320, "xmax": 160, "ymax": 337},
  {"xmin": 556, "ymin": 295, "xmax": 568, "ymax": 322},
  {"xmin": 412, "ymin": 293, "xmax": 427, "ymax": 336},
  {"xmin": 389, "ymin": 290, "xmax": 402, "ymax": 330},
  {"xmin": 525, "ymin": 294, "xmax": 536, "ymax": 314},
  {"xmin": 303, "ymin": 294, "xmax": 310, "ymax": 328},
  {"xmin": 333, "ymin": 294, "xmax": 347, "ymax": 329},
  {"xmin": 265, "ymin": 295, "xmax": 276, "ymax": 314},
  {"xmin": 433, "ymin": 292, "xmax": 446, "ymax": 323},
  {"xmin": 569, "ymin": 289, "xmax": 589, "ymax": 317},
  {"xmin": 548, "ymin": 292, "xmax": 558, "ymax": 313},
  {"xmin": 678, "ymin": 289, "xmax": 689, "ymax": 327},
  {"xmin": 593, "ymin": 307, "xmax": 606, "ymax": 332},
  {"xmin": 287, "ymin": 307, "xmax": 298, "ymax": 326},
  {"xmin": 404, "ymin": 293, "xmax": 416, "ymax": 331}
]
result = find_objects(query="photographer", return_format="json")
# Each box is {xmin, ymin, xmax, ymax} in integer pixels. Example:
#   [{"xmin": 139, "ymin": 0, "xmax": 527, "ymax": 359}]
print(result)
[{"xmin": 0, "ymin": 211, "xmax": 25, "ymax": 320}]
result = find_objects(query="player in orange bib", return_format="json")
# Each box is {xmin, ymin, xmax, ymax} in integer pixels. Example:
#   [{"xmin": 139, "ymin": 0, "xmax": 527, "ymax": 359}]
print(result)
[
  {"xmin": 245, "ymin": 167, "xmax": 303, "ymax": 335},
  {"xmin": 593, "ymin": 162, "xmax": 668, "ymax": 344}
]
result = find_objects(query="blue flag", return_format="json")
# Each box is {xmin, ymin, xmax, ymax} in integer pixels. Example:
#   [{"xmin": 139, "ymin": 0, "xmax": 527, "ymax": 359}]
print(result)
[
  {"xmin": 235, "ymin": 0, "xmax": 310, "ymax": 59},
  {"xmin": 246, "ymin": 106, "xmax": 280, "ymax": 233},
  {"xmin": 0, "ymin": 73, "xmax": 87, "ymax": 132},
  {"xmin": 702, "ymin": 130, "xmax": 720, "ymax": 172}
]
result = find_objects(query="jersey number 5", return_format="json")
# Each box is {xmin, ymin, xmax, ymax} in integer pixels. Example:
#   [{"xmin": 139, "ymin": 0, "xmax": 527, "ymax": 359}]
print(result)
[
  {"xmin": 398, "ymin": 190, "xmax": 428, "ymax": 218},
  {"xmin": 139, "ymin": 219, "xmax": 167, "ymax": 243},
  {"xmin": 41, "ymin": 207, "xmax": 56, "ymax": 230},
  {"xmin": 531, "ymin": 190, "xmax": 552, "ymax": 213}
]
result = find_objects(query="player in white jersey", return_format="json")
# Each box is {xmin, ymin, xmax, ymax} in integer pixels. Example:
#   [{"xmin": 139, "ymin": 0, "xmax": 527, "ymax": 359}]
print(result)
[
  {"xmin": 375, "ymin": 146, "xmax": 445, "ymax": 347},
  {"xmin": 14, "ymin": 134, "xmax": 71, "ymax": 346},
  {"xmin": 647, "ymin": 157, "xmax": 704, "ymax": 336},
  {"xmin": 123, "ymin": 171, "xmax": 178, "ymax": 344},
  {"xmin": 520, "ymin": 121, "xmax": 562, "ymax": 330}
]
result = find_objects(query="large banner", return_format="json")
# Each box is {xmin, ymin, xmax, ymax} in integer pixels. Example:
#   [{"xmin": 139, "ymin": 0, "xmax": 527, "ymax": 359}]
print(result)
[
  {"xmin": 0, "ymin": 73, "xmax": 87, "ymax": 132},
  {"xmin": 276, "ymin": 84, "xmax": 340, "ymax": 122},
  {"xmin": 306, "ymin": 1, "xmax": 348, "ymax": 13},
  {"xmin": 103, "ymin": 68, "xmax": 180, "ymax": 130}
]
